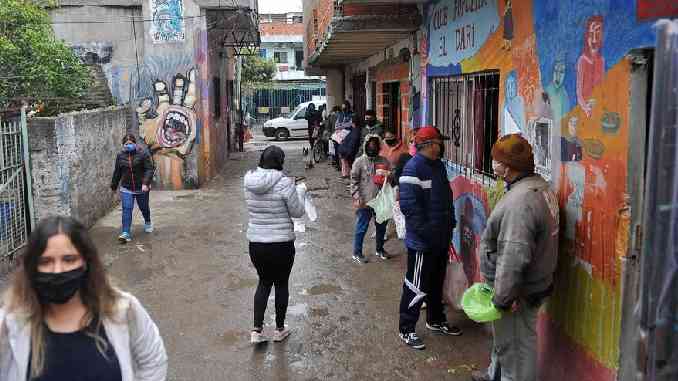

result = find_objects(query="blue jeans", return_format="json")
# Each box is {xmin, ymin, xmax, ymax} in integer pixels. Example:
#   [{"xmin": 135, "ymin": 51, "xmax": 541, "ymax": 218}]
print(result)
[
  {"xmin": 353, "ymin": 207, "xmax": 386, "ymax": 257},
  {"xmin": 120, "ymin": 191, "xmax": 151, "ymax": 234}
]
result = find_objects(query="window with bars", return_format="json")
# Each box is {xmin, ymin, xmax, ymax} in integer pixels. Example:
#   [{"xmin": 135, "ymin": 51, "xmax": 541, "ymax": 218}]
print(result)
[{"xmin": 431, "ymin": 71, "xmax": 500, "ymax": 178}]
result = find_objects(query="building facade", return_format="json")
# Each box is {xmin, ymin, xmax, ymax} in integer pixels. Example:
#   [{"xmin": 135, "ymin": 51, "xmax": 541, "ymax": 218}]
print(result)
[
  {"xmin": 305, "ymin": 0, "xmax": 677, "ymax": 380},
  {"xmin": 48, "ymin": 0, "xmax": 258, "ymax": 189}
]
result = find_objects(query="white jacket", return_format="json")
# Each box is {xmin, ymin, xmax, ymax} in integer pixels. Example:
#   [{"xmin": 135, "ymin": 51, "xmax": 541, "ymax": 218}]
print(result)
[
  {"xmin": 244, "ymin": 168, "xmax": 305, "ymax": 243},
  {"xmin": 0, "ymin": 290, "xmax": 167, "ymax": 381}
]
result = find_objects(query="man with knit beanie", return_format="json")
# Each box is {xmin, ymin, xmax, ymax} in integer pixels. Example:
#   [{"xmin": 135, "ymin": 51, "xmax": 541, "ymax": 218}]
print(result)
[
  {"xmin": 397, "ymin": 126, "xmax": 461, "ymax": 350},
  {"xmin": 472, "ymin": 133, "xmax": 559, "ymax": 381}
]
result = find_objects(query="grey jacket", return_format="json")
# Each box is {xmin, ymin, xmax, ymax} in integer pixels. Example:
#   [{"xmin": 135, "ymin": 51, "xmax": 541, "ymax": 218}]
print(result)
[
  {"xmin": 0, "ymin": 290, "xmax": 167, "ymax": 381},
  {"xmin": 244, "ymin": 168, "xmax": 305, "ymax": 243},
  {"xmin": 480, "ymin": 175, "xmax": 559, "ymax": 309},
  {"xmin": 351, "ymin": 134, "xmax": 390, "ymax": 205}
]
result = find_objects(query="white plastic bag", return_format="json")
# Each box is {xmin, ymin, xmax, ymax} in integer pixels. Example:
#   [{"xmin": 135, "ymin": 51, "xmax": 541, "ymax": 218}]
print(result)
[
  {"xmin": 393, "ymin": 201, "xmax": 406, "ymax": 239},
  {"xmin": 366, "ymin": 182, "xmax": 395, "ymax": 224},
  {"xmin": 443, "ymin": 246, "xmax": 468, "ymax": 310},
  {"xmin": 305, "ymin": 194, "xmax": 317, "ymax": 221}
]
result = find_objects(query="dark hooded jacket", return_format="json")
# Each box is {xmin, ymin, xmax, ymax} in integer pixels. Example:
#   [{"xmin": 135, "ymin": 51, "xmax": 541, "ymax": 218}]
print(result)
[{"xmin": 111, "ymin": 147, "xmax": 154, "ymax": 192}]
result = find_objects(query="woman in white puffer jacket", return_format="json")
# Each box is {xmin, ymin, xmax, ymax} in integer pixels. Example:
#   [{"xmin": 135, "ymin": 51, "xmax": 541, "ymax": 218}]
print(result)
[{"xmin": 244, "ymin": 145, "xmax": 305, "ymax": 344}]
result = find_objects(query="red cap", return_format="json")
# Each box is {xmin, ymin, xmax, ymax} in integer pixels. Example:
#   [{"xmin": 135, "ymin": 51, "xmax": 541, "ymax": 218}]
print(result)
[{"xmin": 414, "ymin": 126, "xmax": 442, "ymax": 145}]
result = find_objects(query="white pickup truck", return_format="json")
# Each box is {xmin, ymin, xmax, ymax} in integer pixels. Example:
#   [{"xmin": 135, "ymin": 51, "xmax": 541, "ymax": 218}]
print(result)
[{"xmin": 262, "ymin": 100, "xmax": 326, "ymax": 140}]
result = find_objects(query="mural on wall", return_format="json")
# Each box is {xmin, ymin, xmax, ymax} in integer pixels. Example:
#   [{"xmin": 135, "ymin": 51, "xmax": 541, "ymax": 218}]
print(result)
[
  {"xmin": 427, "ymin": 0, "xmax": 499, "ymax": 76},
  {"xmin": 576, "ymin": 16, "xmax": 605, "ymax": 117},
  {"xmin": 418, "ymin": 1, "xmax": 659, "ymax": 380},
  {"xmin": 502, "ymin": 0, "xmax": 513, "ymax": 50},
  {"xmin": 150, "ymin": 0, "xmax": 186, "ymax": 43},
  {"xmin": 136, "ymin": 69, "xmax": 198, "ymax": 158},
  {"xmin": 503, "ymin": 70, "xmax": 526, "ymax": 134}
]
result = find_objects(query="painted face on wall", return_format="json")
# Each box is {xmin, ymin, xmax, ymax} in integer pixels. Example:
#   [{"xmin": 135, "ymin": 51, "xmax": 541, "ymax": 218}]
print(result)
[
  {"xmin": 553, "ymin": 62, "xmax": 566, "ymax": 88},
  {"xmin": 585, "ymin": 17, "xmax": 603, "ymax": 54}
]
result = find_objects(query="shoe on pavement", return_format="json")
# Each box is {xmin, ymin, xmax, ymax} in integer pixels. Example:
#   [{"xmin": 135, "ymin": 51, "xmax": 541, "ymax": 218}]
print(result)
[
  {"xmin": 375, "ymin": 251, "xmax": 390, "ymax": 260},
  {"xmin": 471, "ymin": 371, "xmax": 492, "ymax": 381},
  {"xmin": 399, "ymin": 332, "xmax": 425, "ymax": 350},
  {"xmin": 251, "ymin": 330, "xmax": 267, "ymax": 344},
  {"xmin": 273, "ymin": 327, "xmax": 291, "ymax": 342},
  {"xmin": 144, "ymin": 223, "xmax": 154, "ymax": 233},
  {"xmin": 352, "ymin": 255, "xmax": 368, "ymax": 264},
  {"xmin": 426, "ymin": 322, "xmax": 462, "ymax": 336},
  {"xmin": 118, "ymin": 232, "xmax": 131, "ymax": 243}
]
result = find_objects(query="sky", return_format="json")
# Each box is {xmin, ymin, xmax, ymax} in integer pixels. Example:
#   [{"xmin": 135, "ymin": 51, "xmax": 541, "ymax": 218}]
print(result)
[{"xmin": 258, "ymin": 0, "xmax": 302, "ymax": 13}]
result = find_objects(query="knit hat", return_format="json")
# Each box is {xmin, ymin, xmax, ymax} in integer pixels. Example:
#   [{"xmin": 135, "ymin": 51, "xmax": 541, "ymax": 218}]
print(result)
[
  {"xmin": 491, "ymin": 134, "xmax": 535, "ymax": 172},
  {"xmin": 415, "ymin": 126, "xmax": 448, "ymax": 146}
]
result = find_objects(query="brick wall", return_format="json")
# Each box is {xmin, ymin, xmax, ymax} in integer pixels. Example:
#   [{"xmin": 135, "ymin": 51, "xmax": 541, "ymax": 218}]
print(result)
[
  {"xmin": 261, "ymin": 22, "xmax": 304, "ymax": 36},
  {"xmin": 28, "ymin": 107, "xmax": 128, "ymax": 228}
]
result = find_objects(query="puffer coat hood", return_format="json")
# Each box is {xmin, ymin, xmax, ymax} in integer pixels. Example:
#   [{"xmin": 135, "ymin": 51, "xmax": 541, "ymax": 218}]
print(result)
[
  {"xmin": 244, "ymin": 168, "xmax": 305, "ymax": 243},
  {"xmin": 244, "ymin": 168, "xmax": 284, "ymax": 194}
]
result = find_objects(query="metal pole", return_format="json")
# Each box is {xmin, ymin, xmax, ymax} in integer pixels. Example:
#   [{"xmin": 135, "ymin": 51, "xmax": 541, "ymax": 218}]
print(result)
[{"xmin": 20, "ymin": 106, "xmax": 35, "ymax": 232}]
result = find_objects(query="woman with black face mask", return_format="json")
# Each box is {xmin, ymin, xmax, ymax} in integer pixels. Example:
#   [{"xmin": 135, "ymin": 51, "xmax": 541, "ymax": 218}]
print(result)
[{"xmin": 0, "ymin": 216, "xmax": 167, "ymax": 381}]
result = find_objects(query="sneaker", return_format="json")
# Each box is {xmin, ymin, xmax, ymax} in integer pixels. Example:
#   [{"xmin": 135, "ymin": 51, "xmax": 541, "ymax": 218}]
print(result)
[
  {"xmin": 118, "ymin": 232, "xmax": 131, "ymax": 243},
  {"xmin": 426, "ymin": 322, "xmax": 462, "ymax": 336},
  {"xmin": 251, "ymin": 330, "xmax": 267, "ymax": 344},
  {"xmin": 273, "ymin": 327, "xmax": 291, "ymax": 342},
  {"xmin": 352, "ymin": 255, "xmax": 368, "ymax": 264},
  {"xmin": 375, "ymin": 251, "xmax": 389, "ymax": 260},
  {"xmin": 144, "ymin": 223, "xmax": 154, "ymax": 233},
  {"xmin": 399, "ymin": 332, "xmax": 425, "ymax": 350}
]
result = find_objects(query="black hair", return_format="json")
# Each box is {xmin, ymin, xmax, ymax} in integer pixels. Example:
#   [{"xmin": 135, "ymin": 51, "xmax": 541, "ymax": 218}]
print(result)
[
  {"xmin": 259, "ymin": 145, "xmax": 285, "ymax": 170},
  {"xmin": 122, "ymin": 134, "xmax": 136, "ymax": 145},
  {"xmin": 365, "ymin": 109, "xmax": 376, "ymax": 117},
  {"xmin": 342, "ymin": 100, "xmax": 351, "ymax": 111}
]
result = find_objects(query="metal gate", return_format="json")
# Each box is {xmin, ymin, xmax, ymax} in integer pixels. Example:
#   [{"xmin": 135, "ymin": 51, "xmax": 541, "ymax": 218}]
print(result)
[{"xmin": 0, "ymin": 108, "xmax": 34, "ymax": 262}]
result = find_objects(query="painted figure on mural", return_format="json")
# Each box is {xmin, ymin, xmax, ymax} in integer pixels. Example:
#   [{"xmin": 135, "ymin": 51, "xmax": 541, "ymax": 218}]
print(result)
[
  {"xmin": 459, "ymin": 198, "xmax": 480, "ymax": 285},
  {"xmin": 503, "ymin": 71, "xmax": 526, "ymax": 135},
  {"xmin": 545, "ymin": 59, "xmax": 570, "ymax": 123},
  {"xmin": 576, "ymin": 15, "xmax": 604, "ymax": 117},
  {"xmin": 502, "ymin": 0, "xmax": 513, "ymax": 50},
  {"xmin": 561, "ymin": 116, "xmax": 583, "ymax": 162},
  {"xmin": 136, "ymin": 68, "xmax": 198, "ymax": 159}
]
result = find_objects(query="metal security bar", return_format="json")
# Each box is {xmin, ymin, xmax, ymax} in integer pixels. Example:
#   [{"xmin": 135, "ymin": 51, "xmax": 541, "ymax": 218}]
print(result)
[
  {"xmin": 0, "ymin": 108, "xmax": 34, "ymax": 262},
  {"xmin": 431, "ymin": 71, "xmax": 499, "ymax": 186}
]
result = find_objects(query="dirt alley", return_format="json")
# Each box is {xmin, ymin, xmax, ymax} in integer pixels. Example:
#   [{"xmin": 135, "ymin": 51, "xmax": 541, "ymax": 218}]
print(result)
[{"xmin": 89, "ymin": 137, "xmax": 490, "ymax": 380}]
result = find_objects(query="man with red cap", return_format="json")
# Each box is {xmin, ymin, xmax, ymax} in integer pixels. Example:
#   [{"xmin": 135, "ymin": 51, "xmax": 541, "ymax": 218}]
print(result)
[
  {"xmin": 397, "ymin": 126, "xmax": 461, "ymax": 350},
  {"xmin": 472, "ymin": 133, "xmax": 559, "ymax": 381}
]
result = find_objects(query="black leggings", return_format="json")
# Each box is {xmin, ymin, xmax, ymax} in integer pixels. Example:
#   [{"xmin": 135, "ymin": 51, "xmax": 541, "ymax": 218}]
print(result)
[{"xmin": 249, "ymin": 241, "xmax": 296, "ymax": 330}]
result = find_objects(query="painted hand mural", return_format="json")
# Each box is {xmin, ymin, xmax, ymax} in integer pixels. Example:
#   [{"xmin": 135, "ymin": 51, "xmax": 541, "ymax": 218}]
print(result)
[{"xmin": 136, "ymin": 69, "xmax": 198, "ymax": 158}]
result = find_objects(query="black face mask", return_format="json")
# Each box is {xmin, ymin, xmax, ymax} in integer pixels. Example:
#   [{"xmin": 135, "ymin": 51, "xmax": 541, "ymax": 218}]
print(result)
[
  {"xmin": 366, "ymin": 119, "xmax": 376, "ymax": 127},
  {"xmin": 366, "ymin": 146, "xmax": 379, "ymax": 157},
  {"xmin": 33, "ymin": 267, "xmax": 87, "ymax": 304},
  {"xmin": 385, "ymin": 139, "xmax": 398, "ymax": 147},
  {"xmin": 438, "ymin": 143, "xmax": 446, "ymax": 159}
]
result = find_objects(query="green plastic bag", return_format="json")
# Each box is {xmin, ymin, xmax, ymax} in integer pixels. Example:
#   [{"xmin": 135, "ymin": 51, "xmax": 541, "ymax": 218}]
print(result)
[{"xmin": 461, "ymin": 283, "xmax": 503, "ymax": 323}]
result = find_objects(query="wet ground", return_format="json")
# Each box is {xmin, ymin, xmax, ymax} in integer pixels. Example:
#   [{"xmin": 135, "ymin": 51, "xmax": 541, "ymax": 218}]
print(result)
[{"xmin": 90, "ymin": 134, "xmax": 491, "ymax": 380}]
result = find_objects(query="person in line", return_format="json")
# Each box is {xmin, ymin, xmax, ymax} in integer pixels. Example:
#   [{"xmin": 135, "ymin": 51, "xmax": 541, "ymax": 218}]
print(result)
[
  {"xmin": 326, "ymin": 106, "xmax": 340, "ymax": 167},
  {"xmin": 380, "ymin": 129, "xmax": 408, "ymax": 167},
  {"xmin": 335, "ymin": 100, "xmax": 353, "ymax": 131},
  {"xmin": 244, "ymin": 146, "xmax": 305, "ymax": 344},
  {"xmin": 471, "ymin": 134, "xmax": 559, "ymax": 381},
  {"xmin": 304, "ymin": 103, "xmax": 322, "ymax": 167},
  {"xmin": 358, "ymin": 110, "xmax": 384, "ymax": 156},
  {"xmin": 0, "ymin": 216, "xmax": 167, "ymax": 380},
  {"xmin": 398, "ymin": 126, "xmax": 461, "ymax": 350},
  {"xmin": 337, "ymin": 114, "xmax": 362, "ymax": 179},
  {"xmin": 350, "ymin": 134, "xmax": 391, "ymax": 263},
  {"xmin": 111, "ymin": 134, "xmax": 155, "ymax": 244}
]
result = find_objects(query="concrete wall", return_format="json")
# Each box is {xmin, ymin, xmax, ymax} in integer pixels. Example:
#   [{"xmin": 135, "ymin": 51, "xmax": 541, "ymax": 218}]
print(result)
[
  {"xmin": 50, "ymin": 5, "xmax": 145, "ymax": 105},
  {"xmin": 28, "ymin": 107, "xmax": 128, "ymax": 228}
]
